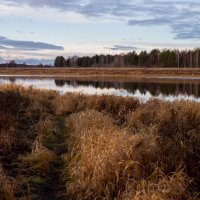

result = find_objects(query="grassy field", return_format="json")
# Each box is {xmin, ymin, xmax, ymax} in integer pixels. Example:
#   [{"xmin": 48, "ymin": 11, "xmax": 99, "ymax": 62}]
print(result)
[
  {"xmin": 0, "ymin": 84, "xmax": 200, "ymax": 199},
  {"xmin": 1, "ymin": 67, "xmax": 200, "ymax": 79}
]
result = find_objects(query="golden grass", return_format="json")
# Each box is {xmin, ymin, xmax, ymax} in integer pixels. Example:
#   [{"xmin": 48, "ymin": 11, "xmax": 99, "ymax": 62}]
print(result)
[
  {"xmin": 0, "ymin": 128, "xmax": 15, "ymax": 154},
  {"xmin": 2, "ymin": 67, "xmax": 200, "ymax": 79},
  {"xmin": 65, "ymin": 110, "xmax": 135, "ymax": 199},
  {"xmin": 128, "ymin": 169, "xmax": 192, "ymax": 200},
  {"xmin": 127, "ymin": 100, "xmax": 200, "ymax": 177},
  {"xmin": 0, "ymin": 84, "xmax": 199, "ymax": 199},
  {"xmin": 0, "ymin": 113, "xmax": 17, "ymax": 154},
  {"xmin": 64, "ymin": 109, "xmax": 199, "ymax": 199},
  {"xmin": 54, "ymin": 93, "xmax": 139, "ymax": 123},
  {"xmin": 21, "ymin": 136, "xmax": 56, "ymax": 176},
  {"xmin": 33, "ymin": 117, "xmax": 60, "ymax": 137}
]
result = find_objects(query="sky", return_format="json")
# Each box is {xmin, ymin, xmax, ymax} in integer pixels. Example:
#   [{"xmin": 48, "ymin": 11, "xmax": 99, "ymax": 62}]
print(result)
[{"xmin": 0, "ymin": 0, "xmax": 200, "ymax": 64}]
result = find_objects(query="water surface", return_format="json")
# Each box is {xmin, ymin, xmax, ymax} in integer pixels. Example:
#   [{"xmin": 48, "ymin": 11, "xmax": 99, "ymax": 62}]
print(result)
[{"xmin": 1, "ymin": 77, "xmax": 200, "ymax": 102}]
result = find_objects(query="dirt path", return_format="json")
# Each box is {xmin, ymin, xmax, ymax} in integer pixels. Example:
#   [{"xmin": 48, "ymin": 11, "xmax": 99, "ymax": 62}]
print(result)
[{"xmin": 31, "ymin": 117, "xmax": 68, "ymax": 200}]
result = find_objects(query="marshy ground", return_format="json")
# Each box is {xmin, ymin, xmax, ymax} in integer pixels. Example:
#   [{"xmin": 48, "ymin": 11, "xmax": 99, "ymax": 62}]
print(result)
[
  {"xmin": 2, "ymin": 67, "xmax": 200, "ymax": 79},
  {"xmin": 0, "ymin": 84, "xmax": 200, "ymax": 199}
]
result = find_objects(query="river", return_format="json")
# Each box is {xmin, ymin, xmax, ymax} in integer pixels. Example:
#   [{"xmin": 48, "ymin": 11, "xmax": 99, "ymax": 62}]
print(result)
[{"xmin": 1, "ymin": 76, "xmax": 200, "ymax": 102}]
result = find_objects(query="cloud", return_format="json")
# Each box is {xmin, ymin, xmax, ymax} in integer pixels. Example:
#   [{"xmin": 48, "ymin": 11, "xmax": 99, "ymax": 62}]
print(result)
[
  {"xmin": 128, "ymin": 18, "xmax": 172, "ymax": 26},
  {"xmin": 171, "ymin": 22, "xmax": 200, "ymax": 39},
  {"xmin": 1, "ymin": 0, "xmax": 200, "ymax": 41},
  {"xmin": 0, "ymin": 45, "xmax": 9, "ymax": 50},
  {"xmin": 1, "ymin": 0, "xmax": 200, "ymax": 40},
  {"xmin": 0, "ymin": 36, "xmax": 64, "ymax": 50},
  {"xmin": 127, "ymin": 1, "xmax": 200, "ymax": 40},
  {"xmin": 0, "ymin": 0, "xmax": 83, "ymax": 12},
  {"xmin": 0, "ymin": 0, "xmax": 143, "ymax": 18},
  {"xmin": 105, "ymin": 45, "xmax": 139, "ymax": 51}
]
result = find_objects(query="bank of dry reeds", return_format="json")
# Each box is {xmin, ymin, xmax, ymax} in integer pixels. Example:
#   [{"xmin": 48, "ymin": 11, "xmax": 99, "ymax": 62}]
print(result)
[
  {"xmin": 64, "ymin": 108, "xmax": 200, "ymax": 199},
  {"xmin": 0, "ymin": 84, "xmax": 199, "ymax": 199}
]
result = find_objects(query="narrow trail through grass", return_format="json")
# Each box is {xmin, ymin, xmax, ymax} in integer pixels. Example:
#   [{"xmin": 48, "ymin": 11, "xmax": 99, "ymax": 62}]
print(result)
[
  {"xmin": 32, "ymin": 117, "xmax": 68, "ymax": 200},
  {"xmin": 46, "ymin": 117, "xmax": 68, "ymax": 200}
]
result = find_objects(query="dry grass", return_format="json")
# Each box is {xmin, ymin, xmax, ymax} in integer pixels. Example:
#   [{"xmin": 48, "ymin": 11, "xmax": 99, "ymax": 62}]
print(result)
[
  {"xmin": 64, "ymin": 109, "xmax": 199, "ymax": 200},
  {"xmin": 0, "ymin": 165, "xmax": 17, "ymax": 200},
  {"xmin": 21, "ymin": 136, "xmax": 56, "ymax": 176},
  {"xmin": 0, "ymin": 128, "xmax": 15, "ymax": 154},
  {"xmin": 33, "ymin": 116, "xmax": 60, "ymax": 137},
  {"xmin": 126, "ymin": 100, "xmax": 200, "ymax": 179},
  {"xmin": 0, "ymin": 84, "xmax": 199, "ymax": 199},
  {"xmin": 2, "ymin": 67, "xmax": 200, "ymax": 79},
  {"xmin": 63, "ymin": 100, "xmax": 200, "ymax": 199},
  {"xmin": 54, "ymin": 93, "xmax": 139, "ymax": 123},
  {"xmin": 0, "ymin": 113, "xmax": 17, "ymax": 155},
  {"xmin": 65, "ymin": 110, "xmax": 136, "ymax": 199},
  {"xmin": 125, "ymin": 169, "xmax": 192, "ymax": 200},
  {"xmin": 0, "ymin": 85, "xmax": 59, "ymax": 199}
]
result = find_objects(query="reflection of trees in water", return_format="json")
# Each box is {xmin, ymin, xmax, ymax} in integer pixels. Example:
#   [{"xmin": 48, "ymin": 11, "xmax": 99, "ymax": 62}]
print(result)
[
  {"xmin": 121, "ymin": 82, "xmax": 200, "ymax": 97},
  {"xmin": 54, "ymin": 79, "xmax": 200, "ymax": 97},
  {"xmin": 9, "ymin": 78, "xmax": 16, "ymax": 83},
  {"xmin": 55, "ymin": 80, "xmax": 65, "ymax": 87}
]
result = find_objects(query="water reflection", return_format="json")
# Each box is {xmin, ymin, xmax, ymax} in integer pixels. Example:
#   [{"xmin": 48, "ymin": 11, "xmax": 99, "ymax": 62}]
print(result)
[
  {"xmin": 1, "ymin": 77, "xmax": 200, "ymax": 102},
  {"xmin": 55, "ymin": 80, "xmax": 65, "ymax": 87},
  {"xmin": 55, "ymin": 80, "xmax": 200, "ymax": 98},
  {"xmin": 8, "ymin": 78, "xmax": 16, "ymax": 83}
]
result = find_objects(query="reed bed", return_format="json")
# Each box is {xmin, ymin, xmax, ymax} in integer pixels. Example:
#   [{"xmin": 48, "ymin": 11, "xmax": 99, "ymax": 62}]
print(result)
[{"xmin": 0, "ymin": 84, "xmax": 199, "ymax": 199}]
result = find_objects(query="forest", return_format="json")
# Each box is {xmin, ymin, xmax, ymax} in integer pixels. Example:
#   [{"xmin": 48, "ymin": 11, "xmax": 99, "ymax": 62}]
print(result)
[
  {"xmin": 1, "ymin": 48, "xmax": 200, "ymax": 69},
  {"xmin": 54, "ymin": 48, "xmax": 200, "ymax": 68}
]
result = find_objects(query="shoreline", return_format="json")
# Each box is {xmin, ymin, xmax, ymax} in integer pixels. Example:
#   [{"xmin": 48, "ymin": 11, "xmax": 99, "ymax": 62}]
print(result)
[
  {"xmin": 1, "ymin": 74, "xmax": 200, "ymax": 80},
  {"xmin": 1, "ymin": 67, "xmax": 200, "ymax": 78},
  {"xmin": 2, "ymin": 68, "xmax": 200, "ymax": 85},
  {"xmin": 2, "ymin": 69, "xmax": 200, "ymax": 85}
]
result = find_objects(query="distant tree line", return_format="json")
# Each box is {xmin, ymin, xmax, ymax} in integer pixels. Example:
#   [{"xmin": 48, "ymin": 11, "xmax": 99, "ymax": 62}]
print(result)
[
  {"xmin": 0, "ymin": 60, "xmax": 52, "ymax": 68},
  {"xmin": 54, "ymin": 48, "xmax": 200, "ymax": 68}
]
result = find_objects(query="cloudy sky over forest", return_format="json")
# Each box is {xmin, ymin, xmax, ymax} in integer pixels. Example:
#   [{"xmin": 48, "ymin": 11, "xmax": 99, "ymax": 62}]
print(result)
[{"xmin": 0, "ymin": 0, "xmax": 200, "ymax": 64}]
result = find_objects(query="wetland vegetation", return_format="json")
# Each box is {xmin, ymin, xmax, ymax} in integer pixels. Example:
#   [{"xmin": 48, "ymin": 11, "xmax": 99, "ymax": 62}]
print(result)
[{"xmin": 0, "ymin": 84, "xmax": 200, "ymax": 199}]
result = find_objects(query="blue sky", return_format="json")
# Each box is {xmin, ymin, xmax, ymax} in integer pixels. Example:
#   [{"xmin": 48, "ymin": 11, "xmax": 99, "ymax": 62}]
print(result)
[{"xmin": 0, "ymin": 0, "xmax": 200, "ymax": 64}]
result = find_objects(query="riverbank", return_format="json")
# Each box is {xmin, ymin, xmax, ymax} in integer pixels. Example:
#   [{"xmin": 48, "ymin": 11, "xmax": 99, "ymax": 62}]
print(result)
[
  {"xmin": 0, "ymin": 85, "xmax": 200, "ymax": 199},
  {"xmin": 1, "ymin": 67, "xmax": 200, "ymax": 79}
]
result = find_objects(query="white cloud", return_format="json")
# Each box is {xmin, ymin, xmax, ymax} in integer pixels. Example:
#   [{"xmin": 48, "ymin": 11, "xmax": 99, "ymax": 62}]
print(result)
[{"xmin": 0, "ymin": 0, "xmax": 200, "ymax": 64}]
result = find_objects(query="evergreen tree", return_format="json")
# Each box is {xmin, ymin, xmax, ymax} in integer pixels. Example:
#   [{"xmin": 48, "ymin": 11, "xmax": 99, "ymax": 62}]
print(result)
[{"xmin": 54, "ymin": 56, "xmax": 65, "ymax": 67}]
